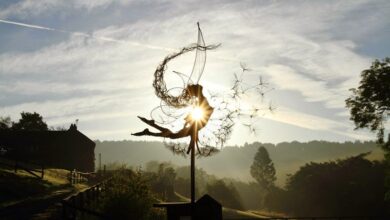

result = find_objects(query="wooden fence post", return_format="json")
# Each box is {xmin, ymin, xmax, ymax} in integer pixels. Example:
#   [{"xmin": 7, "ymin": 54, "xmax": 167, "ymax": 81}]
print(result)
[
  {"xmin": 96, "ymin": 184, "xmax": 100, "ymax": 199},
  {"xmin": 41, "ymin": 164, "xmax": 44, "ymax": 179},
  {"xmin": 85, "ymin": 189, "xmax": 89, "ymax": 206},
  {"xmin": 61, "ymin": 201, "xmax": 69, "ymax": 219},
  {"xmin": 79, "ymin": 192, "xmax": 84, "ymax": 219},
  {"xmin": 61, "ymin": 201, "xmax": 67, "ymax": 219},
  {"xmin": 73, "ymin": 170, "xmax": 76, "ymax": 184},
  {"xmin": 71, "ymin": 196, "xmax": 76, "ymax": 219},
  {"xmin": 95, "ymin": 185, "xmax": 99, "ymax": 199},
  {"xmin": 14, "ymin": 159, "xmax": 17, "ymax": 173}
]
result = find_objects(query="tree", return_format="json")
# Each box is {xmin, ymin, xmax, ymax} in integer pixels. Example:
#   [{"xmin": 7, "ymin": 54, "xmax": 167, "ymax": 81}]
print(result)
[
  {"xmin": 346, "ymin": 58, "xmax": 390, "ymax": 149},
  {"xmin": 157, "ymin": 165, "xmax": 176, "ymax": 199},
  {"xmin": 145, "ymin": 163, "xmax": 177, "ymax": 200},
  {"xmin": 346, "ymin": 58, "xmax": 390, "ymax": 201},
  {"xmin": 0, "ymin": 116, "xmax": 12, "ymax": 130},
  {"xmin": 100, "ymin": 168, "xmax": 163, "ymax": 219},
  {"xmin": 250, "ymin": 146, "xmax": 276, "ymax": 190},
  {"xmin": 206, "ymin": 179, "xmax": 243, "ymax": 210},
  {"xmin": 285, "ymin": 153, "xmax": 388, "ymax": 216},
  {"xmin": 12, "ymin": 112, "xmax": 48, "ymax": 131}
]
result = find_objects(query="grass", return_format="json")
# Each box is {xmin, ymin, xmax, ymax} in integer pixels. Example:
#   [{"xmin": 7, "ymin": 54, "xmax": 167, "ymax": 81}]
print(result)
[
  {"xmin": 173, "ymin": 192, "xmax": 190, "ymax": 202},
  {"xmin": 249, "ymin": 210, "xmax": 289, "ymax": 218},
  {"xmin": 41, "ymin": 168, "xmax": 70, "ymax": 185},
  {"xmin": 0, "ymin": 164, "xmax": 88, "ymax": 209},
  {"xmin": 223, "ymin": 207, "xmax": 268, "ymax": 219}
]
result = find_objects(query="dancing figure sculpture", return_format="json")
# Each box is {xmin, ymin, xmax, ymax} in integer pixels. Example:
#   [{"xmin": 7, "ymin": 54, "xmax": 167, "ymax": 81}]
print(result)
[{"xmin": 132, "ymin": 23, "xmax": 218, "ymax": 205}]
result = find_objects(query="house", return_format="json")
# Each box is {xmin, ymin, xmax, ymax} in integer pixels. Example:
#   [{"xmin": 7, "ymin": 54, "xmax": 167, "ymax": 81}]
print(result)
[{"xmin": 0, "ymin": 124, "xmax": 95, "ymax": 172}]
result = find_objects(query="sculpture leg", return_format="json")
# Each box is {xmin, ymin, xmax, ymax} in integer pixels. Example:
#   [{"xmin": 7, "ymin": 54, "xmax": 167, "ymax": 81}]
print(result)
[
  {"xmin": 132, "ymin": 116, "xmax": 192, "ymax": 139},
  {"xmin": 137, "ymin": 116, "xmax": 169, "ymax": 132},
  {"xmin": 131, "ymin": 128, "xmax": 174, "ymax": 138}
]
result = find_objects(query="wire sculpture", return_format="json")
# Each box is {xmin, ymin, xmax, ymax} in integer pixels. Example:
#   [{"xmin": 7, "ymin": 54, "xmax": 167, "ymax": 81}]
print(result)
[
  {"xmin": 131, "ymin": 23, "xmax": 273, "ymax": 206},
  {"xmin": 132, "ymin": 23, "xmax": 273, "ymax": 157}
]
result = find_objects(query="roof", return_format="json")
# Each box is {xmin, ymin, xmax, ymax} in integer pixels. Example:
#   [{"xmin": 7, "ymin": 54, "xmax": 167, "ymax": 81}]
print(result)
[
  {"xmin": 197, "ymin": 194, "xmax": 221, "ymax": 207},
  {"xmin": 0, "ymin": 128, "xmax": 95, "ymax": 148}
]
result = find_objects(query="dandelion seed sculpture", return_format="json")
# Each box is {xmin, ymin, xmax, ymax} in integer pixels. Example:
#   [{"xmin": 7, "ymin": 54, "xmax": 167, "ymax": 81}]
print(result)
[
  {"xmin": 132, "ymin": 23, "xmax": 273, "ymax": 206},
  {"xmin": 132, "ymin": 23, "xmax": 217, "ymax": 204}
]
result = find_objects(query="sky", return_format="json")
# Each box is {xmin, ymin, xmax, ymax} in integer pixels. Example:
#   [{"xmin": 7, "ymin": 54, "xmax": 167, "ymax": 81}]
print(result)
[{"xmin": 0, "ymin": 0, "xmax": 389, "ymax": 145}]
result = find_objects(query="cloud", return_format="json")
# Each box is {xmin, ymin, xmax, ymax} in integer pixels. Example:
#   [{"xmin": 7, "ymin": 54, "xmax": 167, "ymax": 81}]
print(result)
[
  {"xmin": 0, "ymin": 0, "xmax": 388, "ymax": 143},
  {"xmin": 262, "ymin": 64, "xmax": 355, "ymax": 109},
  {"xmin": 262, "ymin": 105, "xmax": 374, "ymax": 140},
  {"xmin": 0, "ymin": 0, "xmax": 136, "ymax": 19}
]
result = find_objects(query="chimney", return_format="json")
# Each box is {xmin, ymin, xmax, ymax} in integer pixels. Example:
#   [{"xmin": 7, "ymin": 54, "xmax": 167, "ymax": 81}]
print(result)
[{"xmin": 69, "ymin": 123, "xmax": 77, "ymax": 131}]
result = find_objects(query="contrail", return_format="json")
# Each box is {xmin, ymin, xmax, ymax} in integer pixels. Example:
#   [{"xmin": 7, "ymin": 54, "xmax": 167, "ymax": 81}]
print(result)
[
  {"xmin": 0, "ymin": 19, "xmax": 56, "ymax": 31},
  {"xmin": 0, "ymin": 19, "xmax": 175, "ymax": 52},
  {"xmin": 0, "ymin": 18, "xmax": 240, "ymax": 62}
]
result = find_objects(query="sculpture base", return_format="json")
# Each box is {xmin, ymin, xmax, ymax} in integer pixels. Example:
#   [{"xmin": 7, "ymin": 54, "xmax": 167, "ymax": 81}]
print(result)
[{"xmin": 153, "ymin": 194, "xmax": 222, "ymax": 220}]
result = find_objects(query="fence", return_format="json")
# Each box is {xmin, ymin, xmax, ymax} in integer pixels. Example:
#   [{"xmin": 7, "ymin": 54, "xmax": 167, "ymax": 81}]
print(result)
[
  {"xmin": 62, "ymin": 178, "xmax": 111, "ymax": 219},
  {"xmin": 0, "ymin": 156, "xmax": 44, "ymax": 179},
  {"xmin": 69, "ymin": 170, "xmax": 93, "ymax": 184}
]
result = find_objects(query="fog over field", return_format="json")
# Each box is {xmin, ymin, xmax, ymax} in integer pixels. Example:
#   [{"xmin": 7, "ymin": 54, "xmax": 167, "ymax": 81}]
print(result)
[{"xmin": 95, "ymin": 140, "xmax": 383, "ymax": 186}]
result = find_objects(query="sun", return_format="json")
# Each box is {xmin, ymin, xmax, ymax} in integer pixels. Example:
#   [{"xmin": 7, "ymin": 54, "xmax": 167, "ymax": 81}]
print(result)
[{"xmin": 191, "ymin": 106, "xmax": 204, "ymax": 121}]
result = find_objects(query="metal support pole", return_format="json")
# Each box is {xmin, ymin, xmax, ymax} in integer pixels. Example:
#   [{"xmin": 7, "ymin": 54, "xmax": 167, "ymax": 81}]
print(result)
[
  {"xmin": 190, "ymin": 137, "xmax": 195, "ymax": 204},
  {"xmin": 99, "ymin": 153, "xmax": 101, "ymax": 172}
]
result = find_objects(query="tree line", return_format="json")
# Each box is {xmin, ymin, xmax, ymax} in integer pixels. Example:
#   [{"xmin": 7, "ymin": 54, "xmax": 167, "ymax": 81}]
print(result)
[
  {"xmin": 251, "ymin": 57, "xmax": 390, "ymax": 216},
  {"xmin": 0, "ymin": 112, "xmax": 49, "ymax": 131},
  {"xmin": 105, "ymin": 142, "xmax": 389, "ymax": 217},
  {"xmin": 251, "ymin": 146, "xmax": 389, "ymax": 216}
]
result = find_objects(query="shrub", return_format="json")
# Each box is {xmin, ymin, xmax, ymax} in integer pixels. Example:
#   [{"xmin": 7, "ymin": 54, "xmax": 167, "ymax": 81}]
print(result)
[{"xmin": 99, "ymin": 169, "xmax": 165, "ymax": 220}]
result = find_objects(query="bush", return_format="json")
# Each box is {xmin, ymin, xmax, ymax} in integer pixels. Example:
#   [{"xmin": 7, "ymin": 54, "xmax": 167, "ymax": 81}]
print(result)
[
  {"xmin": 206, "ymin": 179, "xmax": 243, "ymax": 210},
  {"xmin": 284, "ymin": 153, "xmax": 389, "ymax": 216},
  {"xmin": 99, "ymin": 169, "xmax": 165, "ymax": 220}
]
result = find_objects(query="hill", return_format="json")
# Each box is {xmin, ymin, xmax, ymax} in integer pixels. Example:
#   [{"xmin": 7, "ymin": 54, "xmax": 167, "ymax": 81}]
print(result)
[
  {"xmin": 0, "ymin": 158, "xmax": 89, "ymax": 219},
  {"xmin": 95, "ymin": 140, "xmax": 384, "ymax": 186}
]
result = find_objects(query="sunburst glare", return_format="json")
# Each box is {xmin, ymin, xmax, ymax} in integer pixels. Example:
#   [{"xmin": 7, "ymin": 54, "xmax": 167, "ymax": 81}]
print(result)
[{"xmin": 191, "ymin": 106, "xmax": 204, "ymax": 121}]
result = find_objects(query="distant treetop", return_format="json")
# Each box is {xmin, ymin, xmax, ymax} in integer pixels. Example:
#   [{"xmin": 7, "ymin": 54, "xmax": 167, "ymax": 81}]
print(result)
[{"xmin": 11, "ymin": 112, "xmax": 48, "ymax": 131}]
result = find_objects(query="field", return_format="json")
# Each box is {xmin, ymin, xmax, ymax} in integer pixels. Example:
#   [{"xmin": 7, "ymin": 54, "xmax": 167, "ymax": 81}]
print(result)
[{"xmin": 0, "ymin": 161, "xmax": 89, "ymax": 219}]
